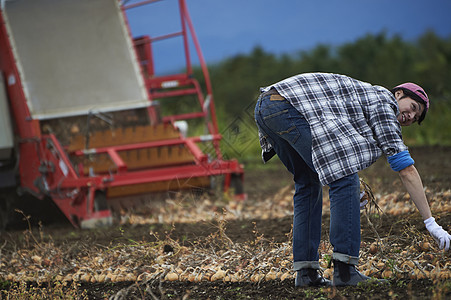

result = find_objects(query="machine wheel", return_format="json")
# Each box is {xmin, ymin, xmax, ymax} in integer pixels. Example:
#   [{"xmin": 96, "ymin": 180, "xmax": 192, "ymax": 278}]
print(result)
[
  {"xmin": 80, "ymin": 190, "xmax": 112, "ymax": 229},
  {"xmin": 0, "ymin": 198, "xmax": 10, "ymax": 230},
  {"xmin": 94, "ymin": 191, "xmax": 109, "ymax": 211},
  {"xmin": 227, "ymin": 173, "xmax": 244, "ymax": 195},
  {"xmin": 0, "ymin": 188, "xmax": 15, "ymax": 230}
]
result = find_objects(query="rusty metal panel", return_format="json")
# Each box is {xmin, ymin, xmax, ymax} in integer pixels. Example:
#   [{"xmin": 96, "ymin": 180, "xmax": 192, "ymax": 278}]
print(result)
[
  {"xmin": 4, "ymin": 0, "xmax": 149, "ymax": 119},
  {"xmin": 76, "ymin": 145, "xmax": 195, "ymax": 175},
  {"xmin": 107, "ymin": 176, "xmax": 211, "ymax": 198},
  {"xmin": 67, "ymin": 124, "xmax": 181, "ymax": 151}
]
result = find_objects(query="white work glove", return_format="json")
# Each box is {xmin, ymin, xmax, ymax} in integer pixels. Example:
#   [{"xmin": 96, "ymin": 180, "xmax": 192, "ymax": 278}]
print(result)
[
  {"xmin": 424, "ymin": 217, "xmax": 451, "ymax": 251},
  {"xmin": 359, "ymin": 191, "xmax": 368, "ymax": 210}
]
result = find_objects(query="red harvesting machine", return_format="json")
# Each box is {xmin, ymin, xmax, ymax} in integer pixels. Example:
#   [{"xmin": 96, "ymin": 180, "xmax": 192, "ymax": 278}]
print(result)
[{"xmin": 0, "ymin": 0, "xmax": 245, "ymax": 228}]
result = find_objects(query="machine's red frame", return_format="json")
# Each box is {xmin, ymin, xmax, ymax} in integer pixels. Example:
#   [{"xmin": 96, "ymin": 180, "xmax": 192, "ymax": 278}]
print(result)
[{"xmin": 0, "ymin": 0, "xmax": 245, "ymax": 228}]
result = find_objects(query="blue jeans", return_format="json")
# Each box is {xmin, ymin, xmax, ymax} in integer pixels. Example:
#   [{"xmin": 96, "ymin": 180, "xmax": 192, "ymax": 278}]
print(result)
[{"xmin": 254, "ymin": 92, "xmax": 361, "ymax": 269}]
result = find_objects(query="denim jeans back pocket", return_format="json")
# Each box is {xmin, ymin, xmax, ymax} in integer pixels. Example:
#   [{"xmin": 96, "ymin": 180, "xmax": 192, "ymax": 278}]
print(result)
[{"xmin": 261, "ymin": 100, "xmax": 301, "ymax": 145}]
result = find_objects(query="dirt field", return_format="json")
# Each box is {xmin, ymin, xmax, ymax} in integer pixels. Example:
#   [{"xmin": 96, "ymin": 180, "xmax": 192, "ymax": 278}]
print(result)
[{"xmin": 0, "ymin": 146, "xmax": 450, "ymax": 299}]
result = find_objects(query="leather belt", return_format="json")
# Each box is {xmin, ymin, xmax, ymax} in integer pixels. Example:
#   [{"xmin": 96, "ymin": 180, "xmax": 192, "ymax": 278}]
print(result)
[{"xmin": 261, "ymin": 88, "xmax": 285, "ymax": 101}]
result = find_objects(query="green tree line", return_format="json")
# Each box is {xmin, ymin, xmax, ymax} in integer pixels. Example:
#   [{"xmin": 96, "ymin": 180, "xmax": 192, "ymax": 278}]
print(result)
[{"xmin": 190, "ymin": 31, "xmax": 451, "ymax": 159}]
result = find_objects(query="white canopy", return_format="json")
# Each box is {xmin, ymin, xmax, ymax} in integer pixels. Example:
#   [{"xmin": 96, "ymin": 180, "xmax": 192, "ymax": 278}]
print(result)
[{"xmin": 4, "ymin": 0, "xmax": 149, "ymax": 119}]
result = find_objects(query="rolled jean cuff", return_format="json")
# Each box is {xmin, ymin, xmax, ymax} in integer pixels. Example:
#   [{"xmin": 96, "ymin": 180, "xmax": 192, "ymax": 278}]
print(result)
[
  {"xmin": 333, "ymin": 252, "xmax": 359, "ymax": 265},
  {"xmin": 293, "ymin": 261, "xmax": 320, "ymax": 271}
]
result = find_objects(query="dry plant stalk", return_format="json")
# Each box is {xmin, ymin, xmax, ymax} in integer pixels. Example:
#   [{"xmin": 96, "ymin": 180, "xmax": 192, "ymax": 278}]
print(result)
[{"xmin": 360, "ymin": 178, "xmax": 384, "ymax": 241}]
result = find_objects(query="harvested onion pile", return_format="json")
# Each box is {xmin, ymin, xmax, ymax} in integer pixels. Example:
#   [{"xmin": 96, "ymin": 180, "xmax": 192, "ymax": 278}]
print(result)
[{"xmin": 0, "ymin": 185, "xmax": 450, "ymax": 284}]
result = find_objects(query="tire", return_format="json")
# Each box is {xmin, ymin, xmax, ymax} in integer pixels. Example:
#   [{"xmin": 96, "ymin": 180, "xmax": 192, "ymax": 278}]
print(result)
[
  {"xmin": 94, "ymin": 191, "xmax": 109, "ymax": 211},
  {"xmin": 229, "ymin": 173, "xmax": 244, "ymax": 195},
  {"xmin": 0, "ymin": 188, "xmax": 15, "ymax": 230}
]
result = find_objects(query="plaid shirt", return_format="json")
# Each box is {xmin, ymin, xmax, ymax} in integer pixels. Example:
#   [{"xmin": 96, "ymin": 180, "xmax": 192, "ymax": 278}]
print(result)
[{"xmin": 259, "ymin": 73, "xmax": 408, "ymax": 185}]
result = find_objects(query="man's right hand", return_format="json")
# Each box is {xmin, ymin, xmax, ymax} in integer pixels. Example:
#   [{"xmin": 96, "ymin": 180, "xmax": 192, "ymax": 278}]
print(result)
[{"xmin": 424, "ymin": 217, "xmax": 451, "ymax": 251}]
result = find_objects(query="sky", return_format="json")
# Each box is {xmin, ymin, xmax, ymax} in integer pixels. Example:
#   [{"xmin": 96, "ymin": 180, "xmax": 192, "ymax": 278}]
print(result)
[{"xmin": 123, "ymin": 0, "xmax": 451, "ymax": 74}]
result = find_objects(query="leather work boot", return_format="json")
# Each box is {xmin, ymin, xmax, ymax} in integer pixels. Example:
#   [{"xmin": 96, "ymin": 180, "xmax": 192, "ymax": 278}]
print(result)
[
  {"xmin": 333, "ymin": 260, "xmax": 386, "ymax": 286},
  {"xmin": 295, "ymin": 268, "xmax": 332, "ymax": 287}
]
